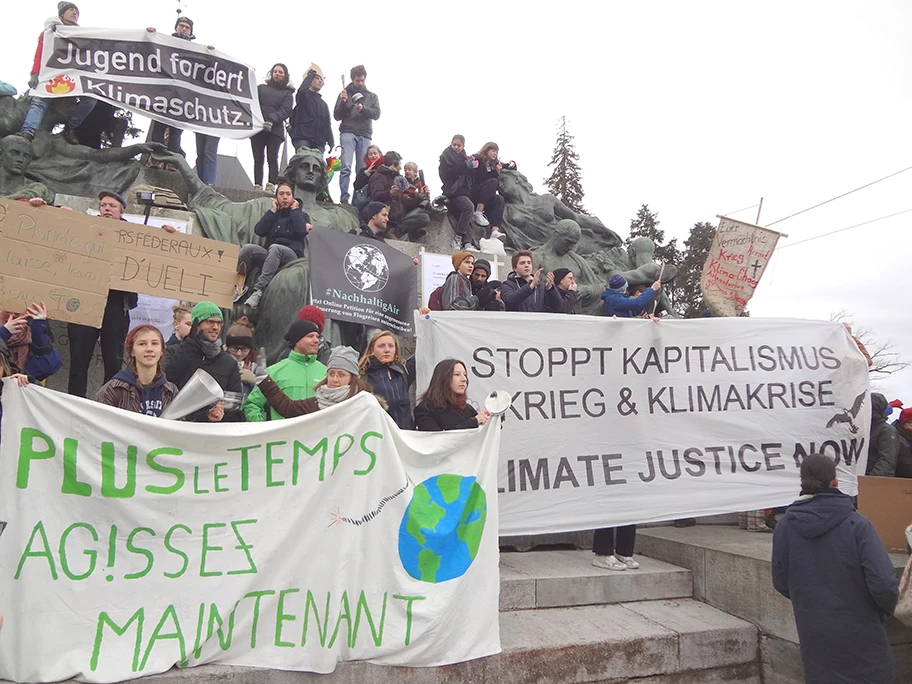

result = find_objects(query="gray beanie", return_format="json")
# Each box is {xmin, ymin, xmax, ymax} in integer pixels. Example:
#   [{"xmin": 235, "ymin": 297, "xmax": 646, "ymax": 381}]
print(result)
[
  {"xmin": 327, "ymin": 346, "xmax": 359, "ymax": 375},
  {"xmin": 58, "ymin": 2, "xmax": 78, "ymax": 18}
]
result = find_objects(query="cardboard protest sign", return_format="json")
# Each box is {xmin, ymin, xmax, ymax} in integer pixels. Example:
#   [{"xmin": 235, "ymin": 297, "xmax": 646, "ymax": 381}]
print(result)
[
  {"xmin": 0, "ymin": 390, "xmax": 501, "ymax": 682},
  {"xmin": 36, "ymin": 27, "xmax": 263, "ymax": 139},
  {"xmin": 309, "ymin": 228, "xmax": 417, "ymax": 335},
  {"xmin": 108, "ymin": 220, "xmax": 239, "ymax": 308},
  {"xmin": 418, "ymin": 313, "xmax": 871, "ymax": 536},
  {"xmin": 701, "ymin": 216, "xmax": 783, "ymax": 317},
  {"xmin": 0, "ymin": 200, "xmax": 113, "ymax": 327}
]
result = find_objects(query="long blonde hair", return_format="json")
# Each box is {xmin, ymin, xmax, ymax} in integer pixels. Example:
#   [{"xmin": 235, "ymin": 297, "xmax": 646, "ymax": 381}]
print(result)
[{"xmin": 358, "ymin": 330, "xmax": 403, "ymax": 375}]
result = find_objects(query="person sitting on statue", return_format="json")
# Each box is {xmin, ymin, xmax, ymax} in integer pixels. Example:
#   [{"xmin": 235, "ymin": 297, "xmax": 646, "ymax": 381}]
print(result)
[
  {"xmin": 441, "ymin": 252, "xmax": 480, "ymax": 311},
  {"xmin": 0, "ymin": 135, "xmax": 54, "ymax": 204},
  {"xmin": 368, "ymin": 151, "xmax": 429, "ymax": 242},
  {"xmin": 439, "ymin": 134, "xmax": 479, "ymax": 251},
  {"xmin": 251, "ymin": 63, "xmax": 294, "ymax": 194},
  {"xmin": 242, "ymin": 318, "xmax": 326, "ymax": 422},
  {"xmin": 289, "ymin": 63, "xmax": 333, "ymax": 155},
  {"xmin": 353, "ymin": 144, "xmax": 383, "ymax": 193},
  {"xmin": 403, "ymin": 161, "xmax": 431, "ymax": 208},
  {"xmin": 237, "ymin": 182, "xmax": 312, "ymax": 310},
  {"xmin": 470, "ymin": 142, "xmax": 507, "ymax": 240},
  {"xmin": 18, "ymin": 3, "xmax": 96, "ymax": 144},
  {"xmin": 600, "ymin": 274, "xmax": 662, "ymax": 318},
  {"xmin": 547, "ymin": 268, "xmax": 578, "ymax": 314},
  {"xmin": 501, "ymin": 250, "xmax": 559, "ymax": 313}
]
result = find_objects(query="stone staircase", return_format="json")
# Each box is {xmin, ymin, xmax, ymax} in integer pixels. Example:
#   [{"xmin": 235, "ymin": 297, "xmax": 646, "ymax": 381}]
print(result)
[{"xmin": 12, "ymin": 548, "xmax": 761, "ymax": 684}]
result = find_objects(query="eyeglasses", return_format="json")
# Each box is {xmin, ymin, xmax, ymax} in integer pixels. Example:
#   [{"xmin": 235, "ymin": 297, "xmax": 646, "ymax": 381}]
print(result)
[{"xmin": 228, "ymin": 346, "xmax": 251, "ymax": 354}]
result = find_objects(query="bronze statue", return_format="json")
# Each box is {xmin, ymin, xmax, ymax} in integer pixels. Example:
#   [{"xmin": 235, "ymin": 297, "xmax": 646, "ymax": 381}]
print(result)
[
  {"xmin": 531, "ymin": 219, "xmax": 605, "ymax": 315},
  {"xmin": 0, "ymin": 135, "xmax": 54, "ymax": 203},
  {"xmin": 587, "ymin": 236, "xmax": 678, "ymax": 317}
]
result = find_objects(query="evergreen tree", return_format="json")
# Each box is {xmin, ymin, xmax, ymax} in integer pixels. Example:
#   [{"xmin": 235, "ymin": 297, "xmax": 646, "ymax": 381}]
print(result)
[
  {"xmin": 544, "ymin": 116, "xmax": 587, "ymax": 214},
  {"xmin": 675, "ymin": 221, "xmax": 716, "ymax": 318}
]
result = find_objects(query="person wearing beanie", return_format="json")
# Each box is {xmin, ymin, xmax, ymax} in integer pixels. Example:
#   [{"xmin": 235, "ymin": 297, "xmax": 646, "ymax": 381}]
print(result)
[
  {"xmin": 256, "ymin": 346, "xmax": 386, "ymax": 417},
  {"xmin": 279, "ymin": 305, "xmax": 330, "ymax": 364},
  {"xmin": 476, "ymin": 279, "xmax": 505, "ymax": 312},
  {"xmin": 600, "ymin": 273, "xmax": 662, "ymax": 318},
  {"xmin": 892, "ymin": 406, "xmax": 912, "ymax": 478},
  {"xmin": 772, "ymin": 454, "xmax": 899, "ymax": 684},
  {"xmin": 18, "ymin": 3, "xmax": 95, "ymax": 143},
  {"xmin": 441, "ymin": 251, "xmax": 479, "ymax": 311},
  {"xmin": 239, "ymin": 182, "xmax": 312, "ymax": 310},
  {"xmin": 164, "ymin": 302, "xmax": 243, "ymax": 422},
  {"xmin": 501, "ymin": 250, "xmax": 560, "ymax": 313},
  {"xmin": 470, "ymin": 259, "xmax": 491, "ymax": 294},
  {"xmin": 225, "ymin": 316, "xmax": 265, "ymax": 393},
  {"xmin": 358, "ymin": 202, "xmax": 390, "ymax": 240},
  {"xmin": 548, "ymin": 268, "xmax": 578, "ymax": 314},
  {"xmin": 242, "ymin": 319, "xmax": 326, "ymax": 421},
  {"xmin": 96, "ymin": 325, "xmax": 178, "ymax": 416},
  {"xmin": 866, "ymin": 393, "xmax": 898, "ymax": 477},
  {"xmin": 367, "ymin": 150, "xmax": 429, "ymax": 242},
  {"xmin": 290, "ymin": 63, "xmax": 333, "ymax": 156}
]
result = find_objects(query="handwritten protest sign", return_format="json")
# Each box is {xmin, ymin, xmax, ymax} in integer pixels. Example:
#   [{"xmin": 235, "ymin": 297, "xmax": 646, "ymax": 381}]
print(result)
[
  {"xmin": 108, "ymin": 222, "xmax": 239, "ymax": 308},
  {"xmin": 0, "ymin": 199, "xmax": 113, "ymax": 327},
  {"xmin": 0, "ymin": 390, "xmax": 501, "ymax": 682},
  {"xmin": 700, "ymin": 216, "xmax": 783, "ymax": 317}
]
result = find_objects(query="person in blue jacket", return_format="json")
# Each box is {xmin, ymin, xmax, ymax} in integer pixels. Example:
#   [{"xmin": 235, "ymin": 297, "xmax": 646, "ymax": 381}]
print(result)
[
  {"xmin": 358, "ymin": 330, "xmax": 415, "ymax": 430},
  {"xmin": 600, "ymin": 274, "xmax": 661, "ymax": 317},
  {"xmin": 0, "ymin": 301, "xmax": 62, "ymax": 382},
  {"xmin": 237, "ymin": 182, "xmax": 312, "ymax": 310},
  {"xmin": 772, "ymin": 454, "xmax": 898, "ymax": 684}
]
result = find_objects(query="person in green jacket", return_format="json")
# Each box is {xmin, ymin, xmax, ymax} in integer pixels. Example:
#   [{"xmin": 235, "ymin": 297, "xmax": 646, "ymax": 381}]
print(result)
[{"xmin": 242, "ymin": 319, "xmax": 326, "ymax": 421}]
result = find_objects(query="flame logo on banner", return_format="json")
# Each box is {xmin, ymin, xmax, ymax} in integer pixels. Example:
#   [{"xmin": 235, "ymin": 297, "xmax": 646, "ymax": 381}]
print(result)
[{"xmin": 45, "ymin": 75, "xmax": 76, "ymax": 94}]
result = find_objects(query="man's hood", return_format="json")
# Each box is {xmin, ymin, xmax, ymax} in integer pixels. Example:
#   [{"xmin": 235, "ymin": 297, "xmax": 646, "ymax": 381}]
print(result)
[
  {"xmin": 784, "ymin": 490, "xmax": 855, "ymax": 539},
  {"xmin": 872, "ymin": 392, "xmax": 888, "ymax": 423}
]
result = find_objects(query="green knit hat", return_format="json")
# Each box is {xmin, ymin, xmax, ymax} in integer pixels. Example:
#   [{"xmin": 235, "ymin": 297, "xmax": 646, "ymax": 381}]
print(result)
[{"xmin": 191, "ymin": 301, "xmax": 222, "ymax": 325}]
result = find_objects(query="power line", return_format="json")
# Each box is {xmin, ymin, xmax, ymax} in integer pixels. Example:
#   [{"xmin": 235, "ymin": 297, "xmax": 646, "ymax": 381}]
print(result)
[
  {"xmin": 765, "ymin": 164, "xmax": 912, "ymax": 227},
  {"xmin": 776, "ymin": 208, "xmax": 912, "ymax": 250},
  {"xmin": 721, "ymin": 203, "xmax": 760, "ymax": 217}
]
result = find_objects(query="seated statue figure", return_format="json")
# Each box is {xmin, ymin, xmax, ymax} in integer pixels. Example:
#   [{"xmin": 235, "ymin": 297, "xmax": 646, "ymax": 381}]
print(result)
[
  {"xmin": 499, "ymin": 169, "xmax": 623, "ymax": 254},
  {"xmin": 0, "ymin": 135, "xmax": 54, "ymax": 204},
  {"xmin": 531, "ymin": 219, "xmax": 606, "ymax": 315},
  {"xmin": 155, "ymin": 147, "xmax": 360, "ymax": 361},
  {"xmin": 587, "ymin": 236, "xmax": 678, "ymax": 317}
]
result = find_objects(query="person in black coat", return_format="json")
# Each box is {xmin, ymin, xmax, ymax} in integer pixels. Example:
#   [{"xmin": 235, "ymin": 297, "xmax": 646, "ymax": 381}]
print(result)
[
  {"xmin": 438, "ymin": 135, "xmax": 478, "ymax": 250},
  {"xmin": 252, "ymin": 63, "xmax": 294, "ymax": 191},
  {"xmin": 368, "ymin": 151, "xmax": 429, "ymax": 241},
  {"xmin": 359, "ymin": 331, "xmax": 416, "ymax": 430},
  {"xmin": 414, "ymin": 359, "xmax": 491, "ymax": 431},
  {"xmin": 470, "ymin": 142, "xmax": 507, "ymax": 239},
  {"xmin": 238, "ymin": 183, "xmax": 312, "ymax": 309},
  {"xmin": 164, "ymin": 302, "xmax": 243, "ymax": 422},
  {"xmin": 772, "ymin": 454, "xmax": 899, "ymax": 684},
  {"xmin": 289, "ymin": 64, "xmax": 333, "ymax": 154}
]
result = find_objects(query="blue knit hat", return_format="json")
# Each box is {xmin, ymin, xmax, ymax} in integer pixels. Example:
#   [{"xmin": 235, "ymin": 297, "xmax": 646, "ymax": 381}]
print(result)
[{"xmin": 608, "ymin": 274, "xmax": 628, "ymax": 291}]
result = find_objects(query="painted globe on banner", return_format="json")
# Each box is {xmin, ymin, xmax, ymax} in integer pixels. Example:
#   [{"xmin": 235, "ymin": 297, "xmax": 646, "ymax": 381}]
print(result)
[
  {"xmin": 398, "ymin": 474, "xmax": 487, "ymax": 583},
  {"xmin": 344, "ymin": 244, "xmax": 389, "ymax": 292}
]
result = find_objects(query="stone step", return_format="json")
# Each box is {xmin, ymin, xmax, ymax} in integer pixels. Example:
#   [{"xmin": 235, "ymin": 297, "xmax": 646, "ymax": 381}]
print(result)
[
  {"xmin": 47, "ymin": 599, "xmax": 758, "ymax": 684},
  {"xmin": 500, "ymin": 549, "xmax": 693, "ymax": 611}
]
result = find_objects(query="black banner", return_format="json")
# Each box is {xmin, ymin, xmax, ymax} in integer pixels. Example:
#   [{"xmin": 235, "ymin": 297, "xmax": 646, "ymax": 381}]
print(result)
[{"xmin": 308, "ymin": 228, "xmax": 416, "ymax": 335}]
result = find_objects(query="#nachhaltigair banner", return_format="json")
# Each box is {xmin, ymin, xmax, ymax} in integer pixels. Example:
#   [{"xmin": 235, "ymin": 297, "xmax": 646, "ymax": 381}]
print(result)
[
  {"xmin": 36, "ymin": 27, "xmax": 264, "ymax": 139},
  {"xmin": 0, "ymin": 390, "xmax": 500, "ymax": 682},
  {"xmin": 416, "ymin": 313, "xmax": 872, "ymax": 536},
  {"xmin": 308, "ymin": 228, "xmax": 417, "ymax": 335}
]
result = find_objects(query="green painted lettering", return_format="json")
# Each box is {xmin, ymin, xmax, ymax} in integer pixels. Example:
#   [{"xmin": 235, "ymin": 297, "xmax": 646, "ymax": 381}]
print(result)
[
  {"xmin": 328, "ymin": 591, "xmax": 352, "ymax": 648},
  {"xmin": 244, "ymin": 589, "xmax": 276, "ymax": 648},
  {"xmin": 227, "ymin": 444, "xmax": 261, "ymax": 492},
  {"xmin": 332, "ymin": 434, "xmax": 354, "ymax": 477},
  {"xmin": 62, "ymin": 437, "xmax": 92, "ymax": 497},
  {"xmin": 226, "ymin": 519, "xmax": 257, "ymax": 576},
  {"xmin": 16, "ymin": 428, "xmax": 55, "ymax": 490},
  {"xmin": 124, "ymin": 527, "xmax": 155, "ymax": 580},
  {"xmin": 199, "ymin": 523, "xmax": 225, "ymax": 577},
  {"xmin": 392, "ymin": 594, "xmax": 425, "ymax": 646},
  {"xmin": 163, "ymin": 524, "xmax": 190, "ymax": 579},
  {"xmin": 100, "ymin": 442, "xmax": 137, "ymax": 498},
  {"xmin": 145, "ymin": 447, "xmax": 184, "ymax": 495},
  {"xmin": 301, "ymin": 590, "xmax": 331, "ymax": 646},
  {"xmin": 59, "ymin": 522, "xmax": 98, "ymax": 580},
  {"xmin": 139, "ymin": 604, "xmax": 185, "ymax": 671},
  {"xmin": 90, "ymin": 608, "xmax": 144, "ymax": 672},
  {"xmin": 356, "ymin": 432, "xmax": 382, "ymax": 476},
  {"xmin": 275, "ymin": 588, "xmax": 301, "ymax": 647},
  {"xmin": 292, "ymin": 438, "xmax": 327, "ymax": 483},
  {"xmin": 353, "ymin": 591, "xmax": 387, "ymax": 646},
  {"xmin": 15, "ymin": 520, "xmax": 58, "ymax": 580},
  {"xmin": 265, "ymin": 440, "xmax": 287, "ymax": 487},
  {"xmin": 213, "ymin": 462, "xmax": 229, "ymax": 493}
]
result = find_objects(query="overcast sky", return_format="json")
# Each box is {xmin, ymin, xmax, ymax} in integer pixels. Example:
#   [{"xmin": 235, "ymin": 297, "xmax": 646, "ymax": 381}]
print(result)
[{"xmin": 3, "ymin": 1, "xmax": 910, "ymax": 402}]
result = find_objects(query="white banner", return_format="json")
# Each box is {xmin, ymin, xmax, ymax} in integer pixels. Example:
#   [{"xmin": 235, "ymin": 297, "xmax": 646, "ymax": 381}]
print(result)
[
  {"xmin": 416, "ymin": 313, "xmax": 871, "ymax": 536},
  {"xmin": 36, "ymin": 27, "xmax": 263, "ymax": 139},
  {"xmin": 0, "ymin": 389, "xmax": 500, "ymax": 683}
]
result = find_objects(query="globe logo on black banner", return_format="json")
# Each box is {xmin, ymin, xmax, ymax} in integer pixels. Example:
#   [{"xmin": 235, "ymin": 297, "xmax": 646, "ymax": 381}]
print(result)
[{"xmin": 344, "ymin": 244, "xmax": 390, "ymax": 292}]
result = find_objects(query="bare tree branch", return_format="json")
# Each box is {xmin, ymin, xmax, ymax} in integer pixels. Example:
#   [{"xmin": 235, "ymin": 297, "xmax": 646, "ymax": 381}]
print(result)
[{"xmin": 830, "ymin": 311, "xmax": 909, "ymax": 379}]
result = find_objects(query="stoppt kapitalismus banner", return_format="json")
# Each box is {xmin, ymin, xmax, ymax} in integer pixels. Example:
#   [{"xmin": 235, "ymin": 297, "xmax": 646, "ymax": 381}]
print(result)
[
  {"xmin": 308, "ymin": 228, "xmax": 417, "ymax": 335},
  {"xmin": 0, "ymin": 390, "xmax": 500, "ymax": 682},
  {"xmin": 36, "ymin": 27, "xmax": 263, "ymax": 139}
]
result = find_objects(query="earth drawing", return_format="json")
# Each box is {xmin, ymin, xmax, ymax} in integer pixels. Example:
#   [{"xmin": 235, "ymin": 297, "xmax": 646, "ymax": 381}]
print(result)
[
  {"xmin": 344, "ymin": 244, "xmax": 390, "ymax": 292},
  {"xmin": 398, "ymin": 474, "xmax": 487, "ymax": 583}
]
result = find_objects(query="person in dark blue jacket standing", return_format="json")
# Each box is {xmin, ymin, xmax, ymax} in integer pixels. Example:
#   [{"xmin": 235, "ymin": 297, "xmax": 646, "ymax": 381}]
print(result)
[
  {"xmin": 251, "ymin": 63, "xmax": 294, "ymax": 193},
  {"xmin": 358, "ymin": 330, "xmax": 415, "ymax": 430},
  {"xmin": 600, "ymin": 274, "xmax": 661, "ymax": 317},
  {"xmin": 772, "ymin": 454, "xmax": 899, "ymax": 684},
  {"xmin": 237, "ymin": 183, "xmax": 312, "ymax": 309},
  {"xmin": 289, "ymin": 64, "xmax": 333, "ymax": 155}
]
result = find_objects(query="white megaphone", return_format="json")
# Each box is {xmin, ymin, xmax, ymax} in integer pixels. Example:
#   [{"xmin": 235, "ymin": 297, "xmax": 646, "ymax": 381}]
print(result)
[
  {"xmin": 484, "ymin": 390, "xmax": 513, "ymax": 415},
  {"xmin": 160, "ymin": 369, "xmax": 224, "ymax": 420}
]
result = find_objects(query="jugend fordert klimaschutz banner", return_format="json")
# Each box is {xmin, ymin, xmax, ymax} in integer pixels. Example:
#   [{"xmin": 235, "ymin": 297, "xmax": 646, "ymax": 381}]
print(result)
[
  {"xmin": 0, "ymin": 391, "xmax": 501, "ymax": 683},
  {"xmin": 416, "ymin": 313, "xmax": 872, "ymax": 536},
  {"xmin": 36, "ymin": 27, "xmax": 264, "ymax": 138}
]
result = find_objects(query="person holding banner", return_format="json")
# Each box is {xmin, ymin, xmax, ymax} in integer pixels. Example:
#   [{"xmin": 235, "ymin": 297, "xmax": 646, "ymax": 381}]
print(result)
[
  {"xmin": 360, "ymin": 331, "xmax": 415, "ymax": 430},
  {"xmin": 95, "ymin": 324, "xmax": 177, "ymax": 416},
  {"xmin": 772, "ymin": 454, "xmax": 898, "ymax": 684},
  {"xmin": 591, "ymin": 526, "xmax": 639, "ymax": 571},
  {"xmin": 255, "ymin": 346, "xmax": 383, "ymax": 416},
  {"xmin": 0, "ymin": 302, "xmax": 61, "ymax": 382},
  {"xmin": 600, "ymin": 274, "xmax": 661, "ymax": 317},
  {"xmin": 414, "ymin": 359, "xmax": 490, "ymax": 431}
]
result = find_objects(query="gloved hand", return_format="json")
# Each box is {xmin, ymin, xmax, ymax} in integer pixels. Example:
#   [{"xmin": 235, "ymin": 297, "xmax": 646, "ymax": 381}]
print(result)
[
  {"xmin": 239, "ymin": 368, "xmax": 257, "ymax": 384},
  {"xmin": 28, "ymin": 74, "xmax": 39, "ymax": 90}
]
